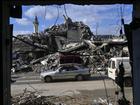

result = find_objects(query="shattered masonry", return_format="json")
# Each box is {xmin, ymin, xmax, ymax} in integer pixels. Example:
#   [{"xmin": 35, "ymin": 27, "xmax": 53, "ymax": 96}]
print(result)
[{"xmin": 12, "ymin": 16, "xmax": 129, "ymax": 72}]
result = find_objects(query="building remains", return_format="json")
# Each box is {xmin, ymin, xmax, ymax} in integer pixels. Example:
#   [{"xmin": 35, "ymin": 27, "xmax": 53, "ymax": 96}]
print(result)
[{"xmin": 12, "ymin": 16, "xmax": 129, "ymax": 73}]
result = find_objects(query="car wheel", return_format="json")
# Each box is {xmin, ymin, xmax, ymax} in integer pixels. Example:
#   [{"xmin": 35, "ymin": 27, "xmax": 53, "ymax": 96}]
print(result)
[
  {"xmin": 76, "ymin": 75, "xmax": 83, "ymax": 81},
  {"xmin": 44, "ymin": 76, "xmax": 52, "ymax": 82},
  {"xmin": 124, "ymin": 77, "xmax": 132, "ymax": 87}
]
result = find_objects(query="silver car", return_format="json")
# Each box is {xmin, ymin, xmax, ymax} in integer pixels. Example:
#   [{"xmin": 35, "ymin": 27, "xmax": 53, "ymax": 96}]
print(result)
[{"xmin": 40, "ymin": 65, "xmax": 91, "ymax": 82}]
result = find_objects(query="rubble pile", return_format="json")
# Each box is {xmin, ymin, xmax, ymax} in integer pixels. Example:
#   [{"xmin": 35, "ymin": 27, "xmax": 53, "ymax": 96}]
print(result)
[
  {"xmin": 63, "ymin": 41, "xmax": 129, "ymax": 70},
  {"xmin": 39, "ymin": 52, "xmax": 85, "ymax": 72},
  {"xmin": 30, "ymin": 53, "xmax": 60, "ymax": 72},
  {"xmin": 11, "ymin": 89, "xmax": 95, "ymax": 105},
  {"xmin": 13, "ymin": 35, "xmax": 33, "ymax": 52},
  {"xmin": 31, "ymin": 63, "xmax": 45, "ymax": 73},
  {"xmin": 11, "ymin": 90, "xmax": 55, "ymax": 105},
  {"xmin": 86, "ymin": 45, "xmax": 128, "ymax": 69},
  {"xmin": 13, "ymin": 16, "xmax": 93, "ymax": 52},
  {"xmin": 12, "ymin": 89, "xmax": 116, "ymax": 105},
  {"xmin": 12, "ymin": 16, "xmax": 129, "ymax": 73},
  {"xmin": 13, "ymin": 16, "xmax": 93, "ymax": 62},
  {"xmin": 92, "ymin": 98, "xmax": 113, "ymax": 105},
  {"xmin": 44, "ymin": 16, "xmax": 92, "ymax": 39}
]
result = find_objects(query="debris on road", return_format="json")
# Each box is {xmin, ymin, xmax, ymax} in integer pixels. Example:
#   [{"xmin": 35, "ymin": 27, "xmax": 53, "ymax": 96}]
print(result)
[
  {"xmin": 92, "ymin": 98, "xmax": 113, "ymax": 105},
  {"xmin": 12, "ymin": 89, "xmax": 115, "ymax": 105}
]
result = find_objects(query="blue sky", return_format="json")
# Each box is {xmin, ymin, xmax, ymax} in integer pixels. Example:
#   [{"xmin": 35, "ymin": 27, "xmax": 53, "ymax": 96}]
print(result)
[{"xmin": 10, "ymin": 4, "xmax": 133, "ymax": 36}]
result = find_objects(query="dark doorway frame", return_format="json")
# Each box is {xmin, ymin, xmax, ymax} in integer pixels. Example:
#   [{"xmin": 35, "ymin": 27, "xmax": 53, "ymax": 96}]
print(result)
[{"xmin": 2, "ymin": 0, "xmax": 140, "ymax": 105}]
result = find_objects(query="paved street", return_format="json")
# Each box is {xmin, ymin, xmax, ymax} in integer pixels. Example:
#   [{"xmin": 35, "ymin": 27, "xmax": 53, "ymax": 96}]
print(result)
[{"xmin": 11, "ymin": 72, "xmax": 133, "ymax": 103}]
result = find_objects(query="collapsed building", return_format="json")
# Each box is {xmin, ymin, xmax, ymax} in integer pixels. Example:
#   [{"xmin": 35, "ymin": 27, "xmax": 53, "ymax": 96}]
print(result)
[{"xmin": 12, "ymin": 16, "xmax": 129, "ymax": 72}]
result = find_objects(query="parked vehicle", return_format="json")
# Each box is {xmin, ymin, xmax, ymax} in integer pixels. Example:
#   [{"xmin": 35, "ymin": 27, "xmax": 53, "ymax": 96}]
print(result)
[
  {"xmin": 40, "ymin": 65, "xmax": 91, "ymax": 82},
  {"xmin": 107, "ymin": 57, "xmax": 132, "ymax": 86}
]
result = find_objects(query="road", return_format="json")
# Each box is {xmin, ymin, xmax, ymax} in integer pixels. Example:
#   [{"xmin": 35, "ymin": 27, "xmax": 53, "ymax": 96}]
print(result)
[{"xmin": 11, "ymin": 72, "xmax": 133, "ymax": 103}]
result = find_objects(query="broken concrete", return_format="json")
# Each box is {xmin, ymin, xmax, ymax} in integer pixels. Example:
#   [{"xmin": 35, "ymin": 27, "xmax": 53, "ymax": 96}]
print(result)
[{"xmin": 12, "ymin": 16, "xmax": 129, "ymax": 73}]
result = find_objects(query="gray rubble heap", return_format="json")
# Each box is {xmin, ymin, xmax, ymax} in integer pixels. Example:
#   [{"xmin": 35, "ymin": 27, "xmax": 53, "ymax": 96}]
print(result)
[{"xmin": 12, "ymin": 16, "xmax": 128, "ymax": 73}]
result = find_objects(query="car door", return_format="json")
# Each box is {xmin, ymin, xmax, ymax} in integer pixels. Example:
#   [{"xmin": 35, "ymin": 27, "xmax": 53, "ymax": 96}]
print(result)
[
  {"xmin": 57, "ymin": 66, "xmax": 75, "ymax": 79},
  {"xmin": 55, "ymin": 66, "xmax": 79, "ymax": 79},
  {"xmin": 58, "ymin": 66, "xmax": 79, "ymax": 79},
  {"xmin": 65, "ymin": 66, "xmax": 79, "ymax": 79},
  {"xmin": 53, "ymin": 67, "xmax": 68, "ymax": 79},
  {"xmin": 59, "ymin": 67, "xmax": 70, "ymax": 79}
]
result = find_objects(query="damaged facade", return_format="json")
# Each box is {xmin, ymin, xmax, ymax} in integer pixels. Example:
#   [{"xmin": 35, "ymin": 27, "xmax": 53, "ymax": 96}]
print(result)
[{"xmin": 12, "ymin": 16, "xmax": 129, "ymax": 72}]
